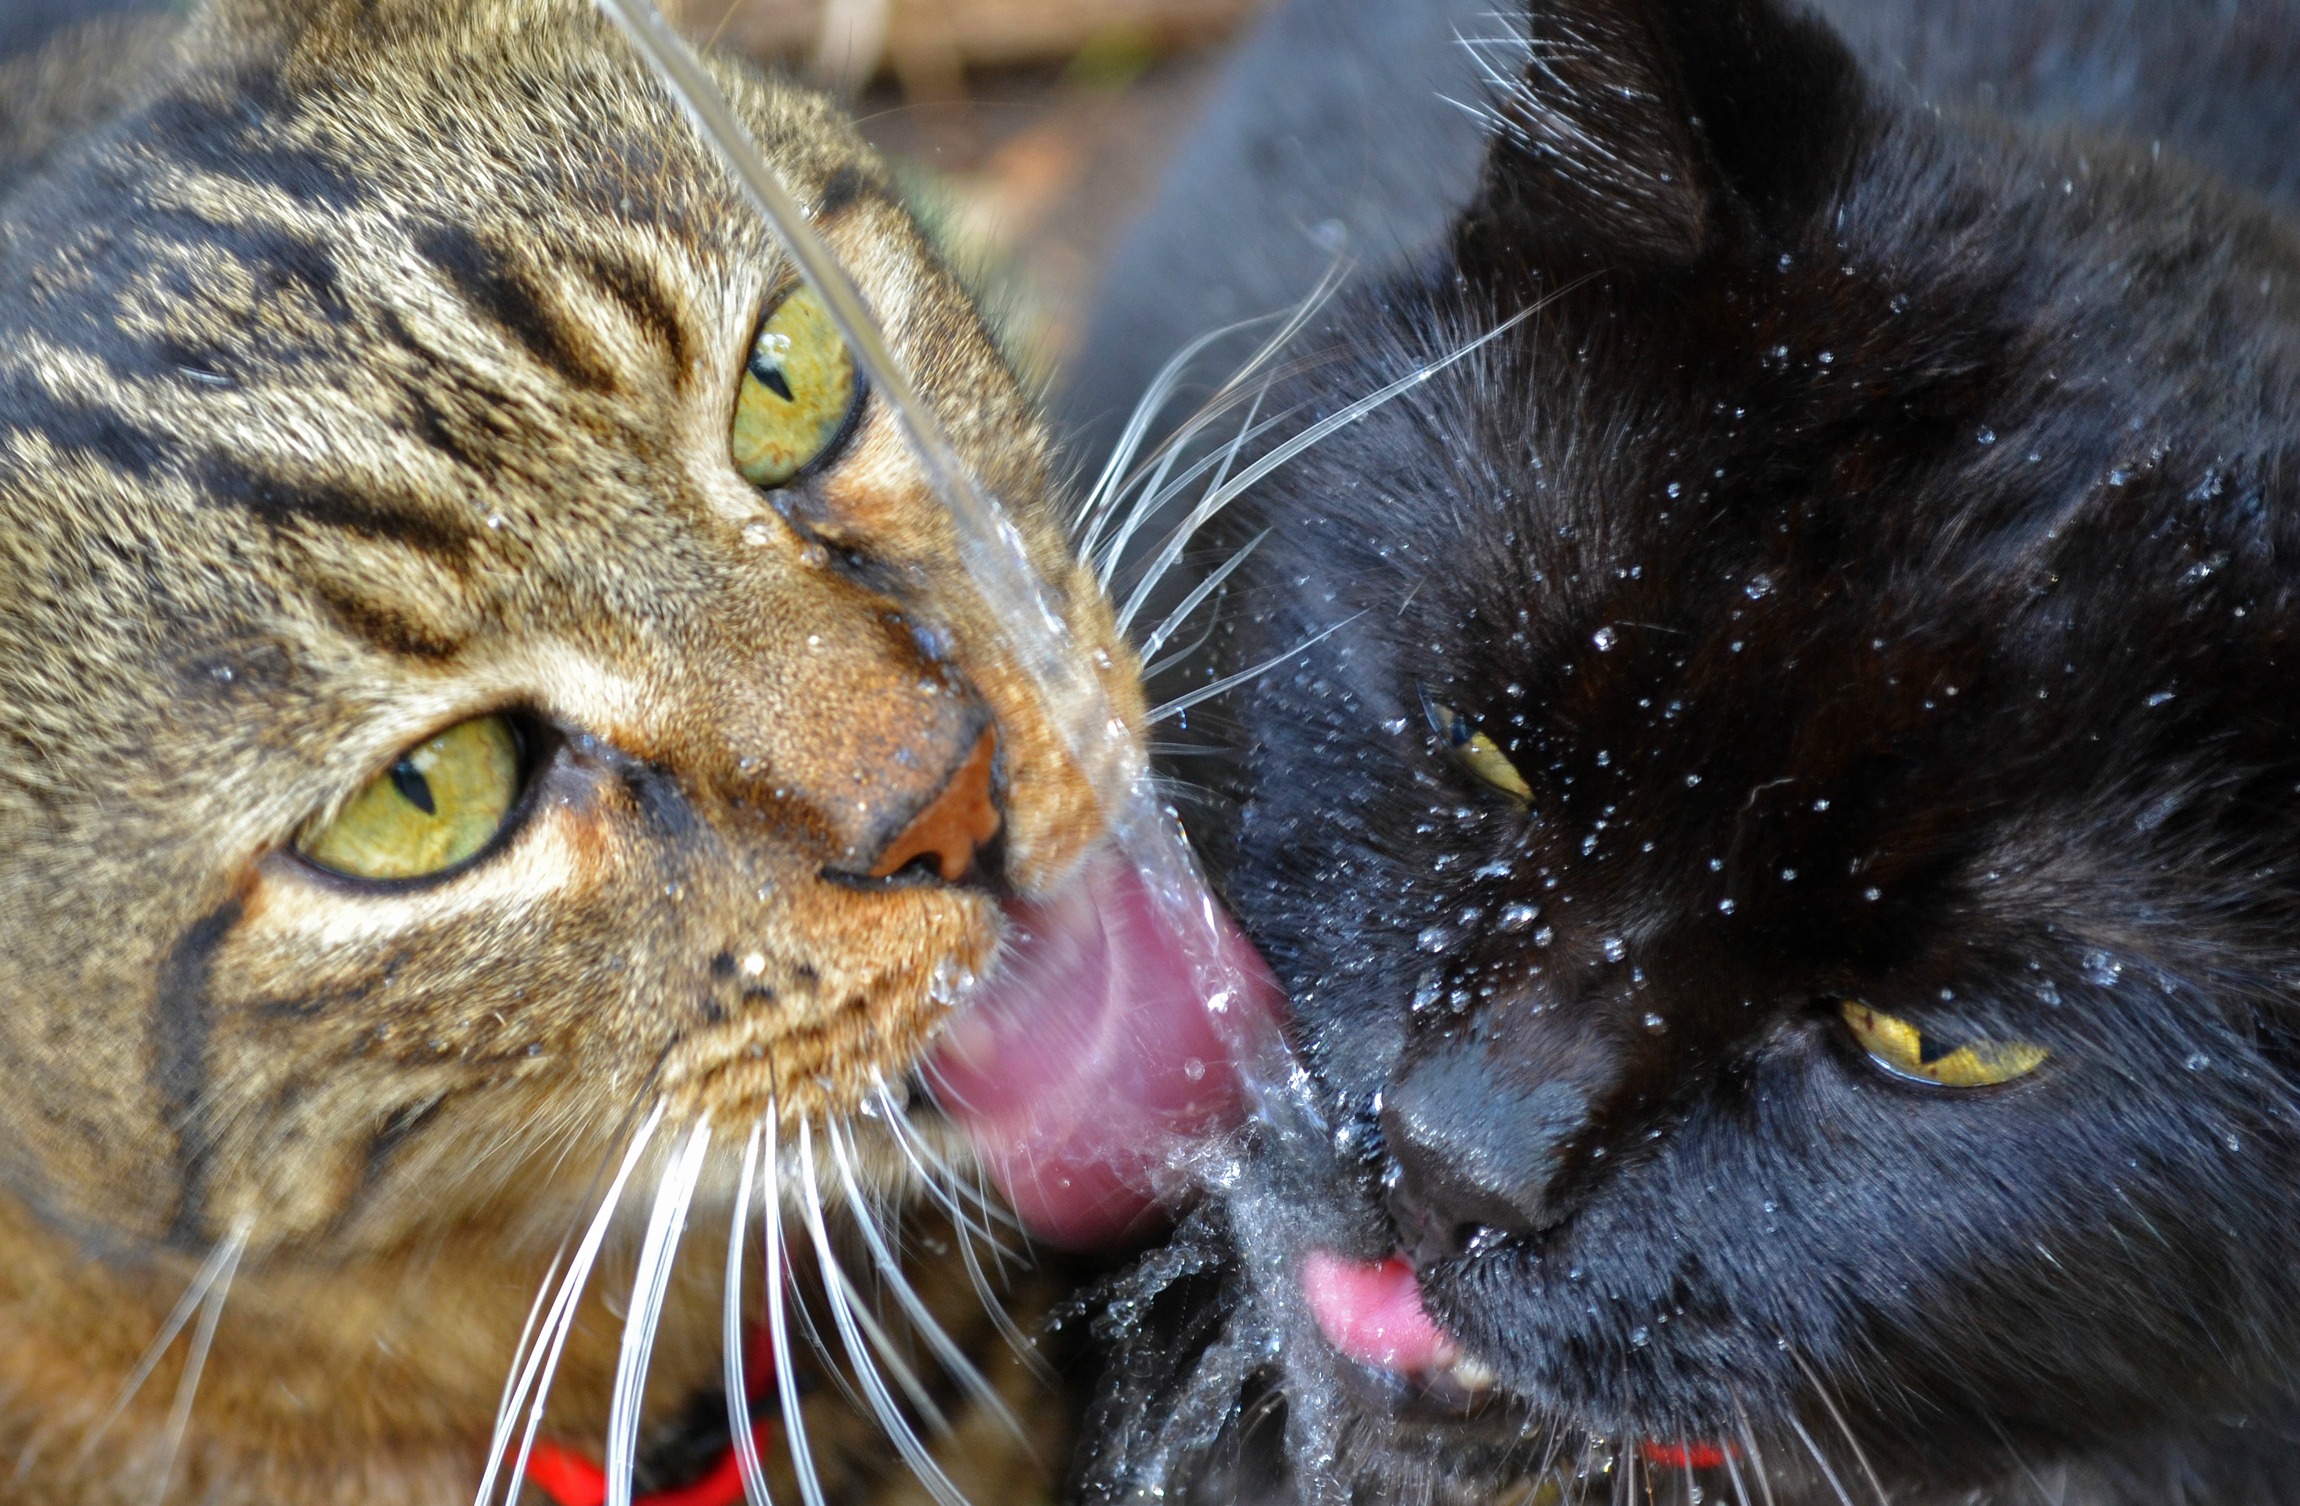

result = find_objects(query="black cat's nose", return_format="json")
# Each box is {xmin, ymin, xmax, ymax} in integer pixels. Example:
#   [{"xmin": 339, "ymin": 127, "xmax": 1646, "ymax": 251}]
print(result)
[
  {"xmin": 861, "ymin": 727, "xmax": 1001, "ymax": 884},
  {"xmin": 1380, "ymin": 1037, "xmax": 1601, "ymax": 1258}
]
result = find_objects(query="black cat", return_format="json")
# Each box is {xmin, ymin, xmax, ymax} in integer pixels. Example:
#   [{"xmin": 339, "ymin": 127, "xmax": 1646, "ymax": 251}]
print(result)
[{"xmin": 1068, "ymin": 1, "xmax": 2300, "ymax": 1502}]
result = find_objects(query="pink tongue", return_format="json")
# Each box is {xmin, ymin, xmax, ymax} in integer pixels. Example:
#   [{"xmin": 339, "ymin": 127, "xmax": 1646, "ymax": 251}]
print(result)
[
  {"xmin": 1300, "ymin": 1251, "xmax": 1461, "ymax": 1373},
  {"xmin": 931, "ymin": 855, "xmax": 1283, "ymax": 1248}
]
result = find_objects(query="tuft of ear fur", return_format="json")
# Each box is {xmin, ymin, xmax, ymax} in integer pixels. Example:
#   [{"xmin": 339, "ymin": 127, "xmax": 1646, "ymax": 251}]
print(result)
[{"xmin": 1467, "ymin": 0, "xmax": 1865, "ymax": 263}]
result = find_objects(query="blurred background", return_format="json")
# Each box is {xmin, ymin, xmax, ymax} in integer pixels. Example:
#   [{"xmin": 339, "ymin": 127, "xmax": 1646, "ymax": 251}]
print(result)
[{"xmin": 666, "ymin": 0, "xmax": 1264, "ymax": 382}]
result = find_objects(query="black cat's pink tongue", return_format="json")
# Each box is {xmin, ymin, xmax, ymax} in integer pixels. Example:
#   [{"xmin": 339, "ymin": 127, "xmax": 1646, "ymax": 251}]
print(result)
[
  {"xmin": 931, "ymin": 855, "xmax": 1282, "ymax": 1247},
  {"xmin": 1300, "ymin": 1250, "xmax": 1463, "ymax": 1372}
]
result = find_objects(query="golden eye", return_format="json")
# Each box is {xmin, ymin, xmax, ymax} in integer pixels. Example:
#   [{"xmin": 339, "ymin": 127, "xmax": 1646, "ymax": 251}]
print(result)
[
  {"xmin": 297, "ymin": 715, "xmax": 522, "ymax": 882},
  {"xmin": 1839, "ymin": 1001, "xmax": 2049, "ymax": 1088},
  {"xmin": 731, "ymin": 284, "xmax": 859, "ymax": 489},
  {"xmin": 1426, "ymin": 699, "xmax": 1534, "ymax": 803}
]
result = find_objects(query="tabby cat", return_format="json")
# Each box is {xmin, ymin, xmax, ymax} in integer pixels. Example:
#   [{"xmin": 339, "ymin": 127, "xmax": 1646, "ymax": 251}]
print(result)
[
  {"xmin": 1072, "ymin": 0, "xmax": 2300, "ymax": 1502},
  {"xmin": 0, "ymin": 2, "xmax": 1160, "ymax": 1502}
]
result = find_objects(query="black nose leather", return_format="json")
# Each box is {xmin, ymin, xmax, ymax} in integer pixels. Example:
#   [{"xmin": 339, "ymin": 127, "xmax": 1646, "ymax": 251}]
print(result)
[{"xmin": 1381, "ymin": 1037, "xmax": 1599, "ymax": 1257}]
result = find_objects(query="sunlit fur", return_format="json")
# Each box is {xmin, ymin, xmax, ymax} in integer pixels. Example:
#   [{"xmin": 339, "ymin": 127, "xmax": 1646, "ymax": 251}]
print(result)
[
  {"xmin": 1083, "ymin": 0, "xmax": 2300, "ymax": 1502},
  {"xmin": 0, "ymin": 2, "xmax": 1139, "ymax": 1501}
]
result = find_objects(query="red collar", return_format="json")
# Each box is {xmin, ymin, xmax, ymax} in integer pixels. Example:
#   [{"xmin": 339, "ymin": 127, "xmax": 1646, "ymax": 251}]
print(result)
[{"xmin": 522, "ymin": 1418, "xmax": 772, "ymax": 1506}]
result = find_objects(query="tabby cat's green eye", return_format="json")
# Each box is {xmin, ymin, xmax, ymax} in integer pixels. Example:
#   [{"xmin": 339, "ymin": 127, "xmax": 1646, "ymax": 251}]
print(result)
[
  {"xmin": 1426, "ymin": 699, "xmax": 1534, "ymax": 803},
  {"xmin": 732, "ymin": 284, "xmax": 859, "ymax": 488},
  {"xmin": 297, "ymin": 715, "xmax": 521, "ymax": 882},
  {"xmin": 1840, "ymin": 1001, "xmax": 2049, "ymax": 1088}
]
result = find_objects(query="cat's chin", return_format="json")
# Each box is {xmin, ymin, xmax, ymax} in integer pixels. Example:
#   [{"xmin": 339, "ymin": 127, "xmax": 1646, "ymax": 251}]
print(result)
[{"xmin": 931, "ymin": 853, "xmax": 1282, "ymax": 1247}]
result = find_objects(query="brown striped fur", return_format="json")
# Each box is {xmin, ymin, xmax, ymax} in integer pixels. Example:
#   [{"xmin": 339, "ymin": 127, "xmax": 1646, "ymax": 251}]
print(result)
[{"xmin": 0, "ymin": 2, "xmax": 1133, "ymax": 1500}]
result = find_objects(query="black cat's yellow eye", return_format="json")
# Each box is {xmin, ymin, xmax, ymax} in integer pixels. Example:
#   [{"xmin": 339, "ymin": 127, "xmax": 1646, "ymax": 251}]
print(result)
[
  {"xmin": 731, "ymin": 284, "xmax": 859, "ymax": 488},
  {"xmin": 297, "ymin": 715, "xmax": 521, "ymax": 882},
  {"xmin": 1840, "ymin": 1001, "xmax": 2048, "ymax": 1088},
  {"xmin": 1426, "ymin": 699, "xmax": 1533, "ymax": 803}
]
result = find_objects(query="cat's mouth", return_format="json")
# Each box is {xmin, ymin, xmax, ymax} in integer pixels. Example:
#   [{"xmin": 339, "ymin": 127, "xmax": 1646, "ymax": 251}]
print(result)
[{"xmin": 928, "ymin": 852, "xmax": 1282, "ymax": 1246}]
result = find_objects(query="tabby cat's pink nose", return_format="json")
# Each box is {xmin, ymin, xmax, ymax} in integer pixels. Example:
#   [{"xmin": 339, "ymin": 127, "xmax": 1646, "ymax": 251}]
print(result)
[{"xmin": 867, "ymin": 728, "xmax": 1000, "ymax": 882}]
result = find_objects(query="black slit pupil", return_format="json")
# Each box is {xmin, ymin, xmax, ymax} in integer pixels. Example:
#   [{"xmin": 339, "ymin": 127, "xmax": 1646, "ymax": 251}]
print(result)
[
  {"xmin": 748, "ymin": 356, "xmax": 795, "ymax": 402},
  {"xmin": 1916, "ymin": 1033, "xmax": 1956, "ymax": 1065},
  {"xmin": 391, "ymin": 761, "xmax": 436, "ymax": 815}
]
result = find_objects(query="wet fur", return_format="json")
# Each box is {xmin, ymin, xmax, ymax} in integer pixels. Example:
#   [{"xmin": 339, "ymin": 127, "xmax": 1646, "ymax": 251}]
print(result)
[
  {"xmin": 1082, "ymin": 1, "xmax": 2300, "ymax": 1502},
  {"xmin": 0, "ymin": 3, "xmax": 1137, "ymax": 1501}
]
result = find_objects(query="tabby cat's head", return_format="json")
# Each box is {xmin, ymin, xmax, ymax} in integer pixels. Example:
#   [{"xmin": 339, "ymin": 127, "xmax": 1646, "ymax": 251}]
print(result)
[
  {"xmin": 1102, "ymin": 0, "xmax": 2300, "ymax": 1501},
  {"xmin": 0, "ymin": 0, "xmax": 1136, "ymax": 1275}
]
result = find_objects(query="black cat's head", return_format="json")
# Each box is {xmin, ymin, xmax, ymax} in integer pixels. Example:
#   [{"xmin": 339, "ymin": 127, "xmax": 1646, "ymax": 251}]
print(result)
[{"xmin": 1108, "ymin": 0, "xmax": 2300, "ymax": 1500}]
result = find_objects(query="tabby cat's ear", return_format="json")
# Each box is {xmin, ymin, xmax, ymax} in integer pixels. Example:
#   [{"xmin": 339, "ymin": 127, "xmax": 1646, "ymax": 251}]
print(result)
[{"xmin": 1464, "ymin": 0, "xmax": 1865, "ymax": 264}]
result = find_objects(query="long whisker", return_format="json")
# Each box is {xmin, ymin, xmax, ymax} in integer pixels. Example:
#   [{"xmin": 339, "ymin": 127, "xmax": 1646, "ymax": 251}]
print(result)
[
  {"xmin": 1136, "ymin": 528, "xmax": 1270, "ymax": 669},
  {"xmin": 1117, "ymin": 305, "xmax": 1538, "ymax": 648},
  {"xmin": 1147, "ymin": 612, "xmax": 1365, "ymax": 724},
  {"xmin": 1077, "ymin": 263, "xmax": 1344, "ymax": 560},
  {"xmin": 725, "ymin": 1122, "xmax": 772, "ymax": 1506},
  {"xmin": 762, "ymin": 1108, "xmax": 830, "ymax": 1506},
  {"xmin": 475, "ymin": 1101, "xmax": 667, "ymax": 1506},
  {"xmin": 867, "ymin": 1085, "xmax": 1045, "ymax": 1379},
  {"xmin": 1074, "ymin": 315, "xmax": 1282, "ymax": 551},
  {"xmin": 145, "ymin": 1215, "xmax": 250, "ymax": 1506},
  {"xmin": 826, "ymin": 1120, "xmax": 1024, "ymax": 1443},
  {"xmin": 796, "ymin": 1121, "xmax": 971, "ymax": 1506},
  {"xmin": 607, "ymin": 1118, "xmax": 713, "ymax": 1506},
  {"xmin": 1788, "ymin": 1350, "xmax": 1891, "ymax": 1506},
  {"xmin": 81, "ymin": 1216, "xmax": 255, "ymax": 1463},
  {"xmin": 1114, "ymin": 385, "xmax": 1269, "ymax": 631},
  {"xmin": 1785, "ymin": 1415, "xmax": 1859, "ymax": 1506},
  {"xmin": 1731, "ymin": 1401, "xmax": 1780, "ymax": 1506}
]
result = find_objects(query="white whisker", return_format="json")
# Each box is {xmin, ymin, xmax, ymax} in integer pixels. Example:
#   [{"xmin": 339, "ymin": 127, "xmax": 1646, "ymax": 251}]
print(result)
[
  {"xmin": 796, "ymin": 1121, "xmax": 971, "ymax": 1506},
  {"xmin": 144, "ymin": 1215, "xmax": 250, "ymax": 1506},
  {"xmin": 475, "ymin": 1100, "xmax": 667, "ymax": 1506},
  {"xmin": 1732, "ymin": 1401, "xmax": 1781, "ymax": 1506},
  {"xmin": 763, "ymin": 1109, "xmax": 830, "ymax": 1506},
  {"xmin": 826, "ymin": 1120, "xmax": 1024, "ymax": 1443},
  {"xmin": 607, "ymin": 1117, "xmax": 713, "ymax": 1506},
  {"xmin": 1137, "ymin": 528, "xmax": 1271, "ymax": 669},
  {"xmin": 1115, "ymin": 384, "xmax": 1269, "ymax": 631},
  {"xmin": 82, "ymin": 1216, "xmax": 255, "ymax": 1464},
  {"xmin": 1074, "ymin": 316, "xmax": 1278, "ymax": 552},
  {"xmin": 1146, "ymin": 613, "xmax": 1365, "ymax": 723},
  {"xmin": 725, "ymin": 1121, "xmax": 773, "ymax": 1506},
  {"xmin": 1788, "ymin": 1350, "xmax": 1892, "ymax": 1506},
  {"xmin": 1118, "ymin": 304, "xmax": 1537, "ymax": 643},
  {"xmin": 1786, "ymin": 1415, "xmax": 1859, "ymax": 1506}
]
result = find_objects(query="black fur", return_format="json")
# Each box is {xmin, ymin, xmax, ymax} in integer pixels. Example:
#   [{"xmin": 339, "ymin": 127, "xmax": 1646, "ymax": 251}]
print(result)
[{"xmin": 1079, "ymin": 1, "xmax": 2300, "ymax": 1502}]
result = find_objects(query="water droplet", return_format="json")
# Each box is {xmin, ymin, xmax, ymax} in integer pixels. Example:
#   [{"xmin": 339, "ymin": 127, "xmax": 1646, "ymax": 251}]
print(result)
[
  {"xmin": 1533, "ymin": 926, "xmax": 1556, "ymax": 948},
  {"xmin": 1593, "ymin": 626, "xmax": 1619, "ymax": 652},
  {"xmin": 1863, "ymin": 887, "xmax": 1883, "ymax": 902},
  {"xmin": 1417, "ymin": 925, "xmax": 1454, "ymax": 953},
  {"xmin": 2225, "ymin": 1132, "xmax": 2243, "ymax": 1153},
  {"xmin": 2186, "ymin": 1052, "xmax": 2211, "ymax": 1071},
  {"xmin": 1745, "ymin": 574, "xmax": 1775, "ymax": 600},
  {"xmin": 2082, "ymin": 950, "xmax": 2122, "ymax": 987},
  {"xmin": 2147, "ymin": 690, "xmax": 2175, "ymax": 707},
  {"xmin": 1182, "ymin": 1057, "xmax": 1207, "ymax": 1082},
  {"xmin": 1643, "ymin": 1012, "xmax": 1666, "ymax": 1033},
  {"xmin": 1686, "ymin": 773, "xmax": 1703, "ymax": 787},
  {"xmin": 740, "ymin": 952, "xmax": 768, "ymax": 977},
  {"xmin": 486, "ymin": 513, "xmax": 509, "ymax": 530},
  {"xmin": 1718, "ymin": 898, "xmax": 1737, "ymax": 915},
  {"xmin": 1629, "ymin": 1326, "xmax": 1652, "ymax": 1348},
  {"xmin": 1977, "ymin": 427, "xmax": 1997, "ymax": 445},
  {"xmin": 1780, "ymin": 868, "xmax": 1798, "ymax": 882},
  {"xmin": 2108, "ymin": 468, "xmax": 2131, "ymax": 487},
  {"xmin": 1602, "ymin": 937, "xmax": 1627, "ymax": 962},
  {"xmin": 1500, "ymin": 902, "xmax": 1541, "ymax": 932}
]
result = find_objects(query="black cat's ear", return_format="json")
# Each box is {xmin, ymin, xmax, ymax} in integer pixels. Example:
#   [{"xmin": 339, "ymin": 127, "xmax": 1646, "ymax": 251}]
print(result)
[{"xmin": 1466, "ymin": 0, "xmax": 1865, "ymax": 263}]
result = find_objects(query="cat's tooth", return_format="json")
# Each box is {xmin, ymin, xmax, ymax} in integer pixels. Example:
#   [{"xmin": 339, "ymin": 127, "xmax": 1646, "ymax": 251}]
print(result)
[{"xmin": 1443, "ymin": 1352, "xmax": 1499, "ymax": 1393}]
